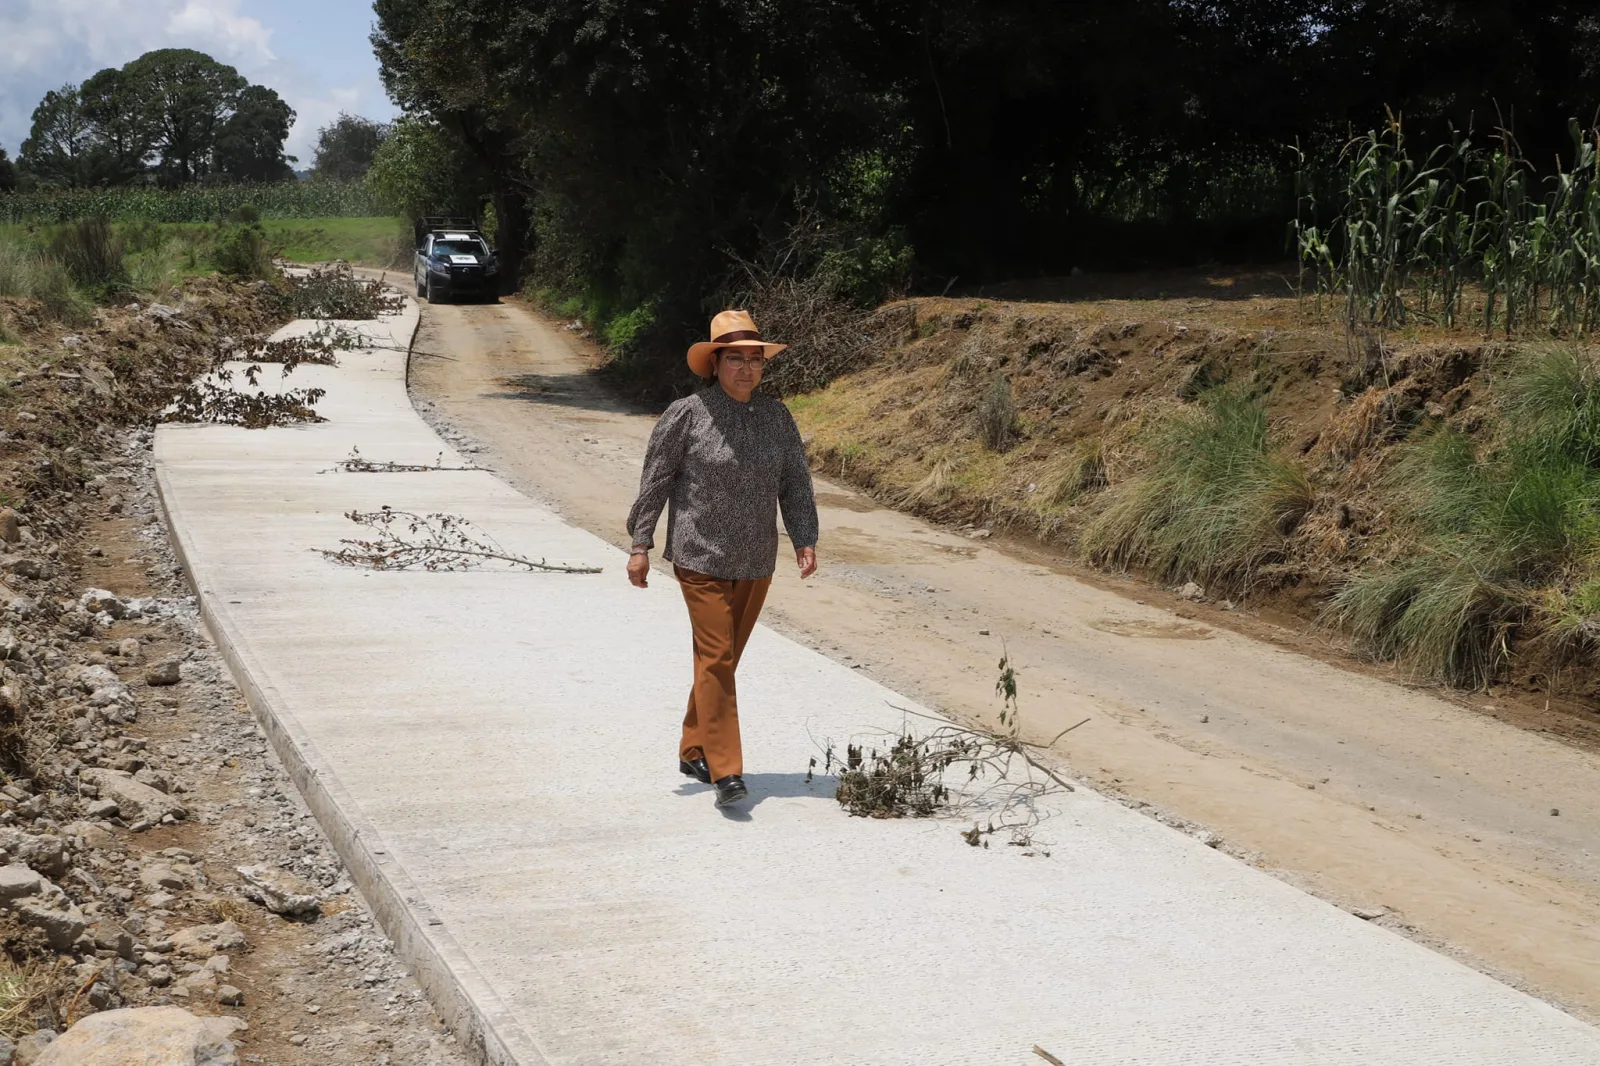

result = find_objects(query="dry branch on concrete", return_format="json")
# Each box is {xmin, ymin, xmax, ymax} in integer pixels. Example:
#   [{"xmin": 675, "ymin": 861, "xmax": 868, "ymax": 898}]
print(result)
[
  {"xmin": 814, "ymin": 645, "xmax": 1086, "ymax": 847},
  {"xmin": 325, "ymin": 447, "xmax": 479, "ymax": 474},
  {"xmin": 319, "ymin": 507, "xmax": 601, "ymax": 573}
]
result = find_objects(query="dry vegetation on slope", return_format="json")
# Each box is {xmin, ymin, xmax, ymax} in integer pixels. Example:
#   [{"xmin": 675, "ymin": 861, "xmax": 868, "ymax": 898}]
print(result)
[{"xmin": 788, "ymin": 271, "xmax": 1600, "ymax": 722}]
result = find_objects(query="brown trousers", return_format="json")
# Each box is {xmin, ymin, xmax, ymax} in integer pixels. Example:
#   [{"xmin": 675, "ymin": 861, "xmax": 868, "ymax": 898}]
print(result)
[{"xmin": 675, "ymin": 566, "xmax": 772, "ymax": 780}]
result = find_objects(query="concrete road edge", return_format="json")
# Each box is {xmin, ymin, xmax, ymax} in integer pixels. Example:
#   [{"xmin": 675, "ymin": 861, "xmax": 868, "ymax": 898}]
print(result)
[{"xmin": 152, "ymin": 303, "xmax": 549, "ymax": 1066}]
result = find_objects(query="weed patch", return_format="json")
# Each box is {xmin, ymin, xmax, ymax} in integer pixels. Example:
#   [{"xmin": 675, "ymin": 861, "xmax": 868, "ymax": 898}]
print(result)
[
  {"xmin": 1082, "ymin": 388, "xmax": 1312, "ymax": 592},
  {"xmin": 1331, "ymin": 345, "xmax": 1600, "ymax": 686}
]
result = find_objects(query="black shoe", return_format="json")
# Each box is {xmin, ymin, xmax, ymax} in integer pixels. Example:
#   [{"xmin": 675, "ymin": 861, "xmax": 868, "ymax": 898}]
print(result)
[
  {"xmin": 679, "ymin": 756, "xmax": 711, "ymax": 785},
  {"xmin": 713, "ymin": 774, "xmax": 749, "ymax": 807}
]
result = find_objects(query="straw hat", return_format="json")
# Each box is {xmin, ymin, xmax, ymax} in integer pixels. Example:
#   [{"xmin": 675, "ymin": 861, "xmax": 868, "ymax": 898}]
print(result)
[{"xmin": 686, "ymin": 310, "xmax": 787, "ymax": 378}]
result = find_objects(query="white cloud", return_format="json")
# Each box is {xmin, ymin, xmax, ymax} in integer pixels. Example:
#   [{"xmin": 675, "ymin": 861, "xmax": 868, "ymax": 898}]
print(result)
[{"xmin": 0, "ymin": 0, "xmax": 394, "ymax": 167}]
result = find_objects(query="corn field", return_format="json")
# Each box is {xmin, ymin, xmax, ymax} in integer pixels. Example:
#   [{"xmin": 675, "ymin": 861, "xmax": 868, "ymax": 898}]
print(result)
[
  {"xmin": 0, "ymin": 181, "xmax": 385, "ymax": 225},
  {"xmin": 1294, "ymin": 116, "xmax": 1600, "ymax": 336}
]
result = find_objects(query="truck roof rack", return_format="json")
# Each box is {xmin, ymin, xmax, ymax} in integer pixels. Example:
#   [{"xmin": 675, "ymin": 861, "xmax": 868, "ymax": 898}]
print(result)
[{"xmin": 414, "ymin": 216, "xmax": 483, "ymax": 248}]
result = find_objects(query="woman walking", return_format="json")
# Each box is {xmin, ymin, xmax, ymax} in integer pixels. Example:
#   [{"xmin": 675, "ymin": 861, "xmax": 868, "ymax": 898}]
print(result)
[{"xmin": 626, "ymin": 310, "xmax": 820, "ymax": 808}]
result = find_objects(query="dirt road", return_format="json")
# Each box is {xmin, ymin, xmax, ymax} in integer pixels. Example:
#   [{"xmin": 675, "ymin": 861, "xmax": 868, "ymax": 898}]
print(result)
[{"xmin": 407, "ymin": 296, "xmax": 1600, "ymax": 1018}]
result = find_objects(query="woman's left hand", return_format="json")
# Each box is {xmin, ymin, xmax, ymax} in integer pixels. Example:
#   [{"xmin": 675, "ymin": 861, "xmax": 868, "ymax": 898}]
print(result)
[{"xmin": 796, "ymin": 546, "xmax": 817, "ymax": 579}]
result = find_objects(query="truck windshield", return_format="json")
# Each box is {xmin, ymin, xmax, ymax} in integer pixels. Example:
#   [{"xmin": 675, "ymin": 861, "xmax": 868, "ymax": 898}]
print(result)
[{"xmin": 433, "ymin": 240, "xmax": 486, "ymax": 257}]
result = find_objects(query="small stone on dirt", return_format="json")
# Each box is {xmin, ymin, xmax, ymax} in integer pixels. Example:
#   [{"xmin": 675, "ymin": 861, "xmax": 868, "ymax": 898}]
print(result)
[
  {"xmin": 237, "ymin": 864, "xmax": 320, "ymax": 917},
  {"xmin": 80, "ymin": 769, "xmax": 186, "ymax": 823},
  {"xmin": 1176, "ymin": 581, "xmax": 1204, "ymax": 601},
  {"xmin": 216, "ymin": 984, "xmax": 244, "ymax": 1006},
  {"xmin": 146, "ymin": 661, "xmax": 181, "ymax": 686},
  {"xmin": 139, "ymin": 863, "xmax": 186, "ymax": 891},
  {"xmin": 168, "ymin": 920, "xmax": 248, "ymax": 959}
]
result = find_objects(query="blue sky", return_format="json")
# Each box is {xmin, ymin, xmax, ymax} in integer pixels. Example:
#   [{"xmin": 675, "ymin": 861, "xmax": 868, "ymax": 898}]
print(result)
[{"xmin": 0, "ymin": 0, "xmax": 399, "ymax": 167}]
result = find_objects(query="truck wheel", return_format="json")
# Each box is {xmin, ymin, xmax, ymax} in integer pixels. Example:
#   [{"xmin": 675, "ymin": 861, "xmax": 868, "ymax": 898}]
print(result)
[
  {"xmin": 425, "ymin": 276, "xmax": 443, "ymax": 304},
  {"xmin": 415, "ymin": 273, "xmax": 424, "ymax": 298}
]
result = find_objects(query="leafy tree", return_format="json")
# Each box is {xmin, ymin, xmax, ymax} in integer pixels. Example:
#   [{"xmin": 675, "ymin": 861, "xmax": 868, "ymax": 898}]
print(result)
[
  {"xmin": 365, "ymin": 115, "xmax": 475, "ymax": 219},
  {"xmin": 0, "ymin": 149, "xmax": 16, "ymax": 193},
  {"xmin": 122, "ymin": 48, "xmax": 249, "ymax": 185},
  {"xmin": 18, "ymin": 86, "xmax": 95, "ymax": 188},
  {"xmin": 79, "ymin": 67, "xmax": 156, "ymax": 185},
  {"xmin": 214, "ymin": 85, "xmax": 297, "ymax": 183},
  {"xmin": 313, "ymin": 114, "xmax": 390, "ymax": 181}
]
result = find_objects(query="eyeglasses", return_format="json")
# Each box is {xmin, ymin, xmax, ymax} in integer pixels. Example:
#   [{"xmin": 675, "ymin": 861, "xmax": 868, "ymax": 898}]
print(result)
[{"xmin": 719, "ymin": 353, "xmax": 765, "ymax": 370}]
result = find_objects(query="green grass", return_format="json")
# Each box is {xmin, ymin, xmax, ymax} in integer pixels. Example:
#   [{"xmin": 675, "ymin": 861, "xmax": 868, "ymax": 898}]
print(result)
[
  {"xmin": 5, "ymin": 217, "xmax": 409, "ymax": 271},
  {"xmin": 1080, "ymin": 388, "xmax": 1313, "ymax": 592},
  {"xmin": 260, "ymin": 217, "xmax": 410, "ymax": 268},
  {"xmin": 1330, "ymin": 345, "xmax": 1600, "ymax": 686}
]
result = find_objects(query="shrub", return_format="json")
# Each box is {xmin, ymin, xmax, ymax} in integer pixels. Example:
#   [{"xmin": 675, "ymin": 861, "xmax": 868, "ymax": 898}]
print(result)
[
  {"xmin": 49, "ymin": 216, "xmax": 127, "ymax": 293},
  {"xmin": 210, "ymin": 224, "xmax": 272, "ymax": 278},
  {"xmin": 1330, "ymin": 345, "xmax": 1600, "ymax": 686},
  {"xmin": 717, "ymin": 214, "xmax": 876, "ymax": 397},
  {"xmin": 28, "ymin": 257, "xmax": 93, "ymax": 325},
  {"xmin": 977, "ymin": 373, "xmax": 1019, "ymax": 450},
  {"xmin": 0, "ymin": 241, "xmax": 29, "ymax": 298},
  {"xmin": 127, "ymin": 240, "xmax": 185, "ymax": 296},
  {"xmin": 603, "ymin": 302, "xmax": 658, "ymax": 355},
  {"xmin": 1082, "ymin": 388, "xmax": 1313, "ymax": 591}
]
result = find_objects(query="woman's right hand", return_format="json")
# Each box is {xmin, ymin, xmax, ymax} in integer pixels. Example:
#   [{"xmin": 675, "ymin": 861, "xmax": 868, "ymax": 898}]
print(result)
[{"xmin": 627, "ymin": 549, "xmax": 650, "ymax": 588}]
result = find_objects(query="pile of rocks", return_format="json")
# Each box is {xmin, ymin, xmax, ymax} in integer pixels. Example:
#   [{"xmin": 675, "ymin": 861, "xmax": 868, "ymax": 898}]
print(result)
[{"xmin": 0, "ymin": 430, "xmax": 469, "ymax": 1064}]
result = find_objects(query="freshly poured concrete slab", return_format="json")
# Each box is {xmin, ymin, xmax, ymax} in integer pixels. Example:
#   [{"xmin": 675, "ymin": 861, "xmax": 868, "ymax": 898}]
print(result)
[{"xmin": 154, "ymin": 298, "xmax": 1600, "ymax": 1065}]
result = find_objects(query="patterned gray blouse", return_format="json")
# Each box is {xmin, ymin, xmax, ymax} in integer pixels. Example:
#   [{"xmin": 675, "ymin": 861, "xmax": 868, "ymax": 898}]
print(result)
[{"xmin": 627, "ymin": 387, "xmax": 820, "ymax": 580}]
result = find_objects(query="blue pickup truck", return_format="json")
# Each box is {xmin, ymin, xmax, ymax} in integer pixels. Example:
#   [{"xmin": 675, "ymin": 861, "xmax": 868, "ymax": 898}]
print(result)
[{"xmin": 412, "ymin": 216, "xmax": 500, "ymax": 303}]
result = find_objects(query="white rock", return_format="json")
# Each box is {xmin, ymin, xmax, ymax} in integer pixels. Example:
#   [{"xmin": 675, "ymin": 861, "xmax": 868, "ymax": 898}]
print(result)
[
  {"xmin": 78, "ymin": 589, "xmax": 127, "ymax": 619},
  {"xmin": 168, "ymin": 920, "xmax": 247, "ymax": 960},
  {"xmin": 10, "ymin": 896, "xmax": 87, "ymax": 950},
  {"xmin": 33, "ymin": 1006, "xmax": 244, "ymax": 1066},
  {"xmin": 236, "ymin": 864, "xmax": 320, "ymax": 917},
  {"xmin": 1176, "ymin": 581, "xmax": 1204, "ymax": 601},
  {"xmin": 79, "ymin": 770, "xmax": 186, "ymax": 824},
  {"xmin": 0, "ymin": 864, "xmax": 43, "ymax": 901}
]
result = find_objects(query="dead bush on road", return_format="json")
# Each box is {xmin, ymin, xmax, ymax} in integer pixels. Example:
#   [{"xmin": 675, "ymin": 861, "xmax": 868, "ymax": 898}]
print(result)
[{"xmin": 320, "ymin": 507, "xmax": 601, "ymax": 573}]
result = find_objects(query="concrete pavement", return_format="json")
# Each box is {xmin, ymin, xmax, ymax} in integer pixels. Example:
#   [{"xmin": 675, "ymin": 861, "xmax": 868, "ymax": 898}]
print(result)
[{"xmin": 154, "ymin": 295, "xmax": 1600, "ymax": 1065}]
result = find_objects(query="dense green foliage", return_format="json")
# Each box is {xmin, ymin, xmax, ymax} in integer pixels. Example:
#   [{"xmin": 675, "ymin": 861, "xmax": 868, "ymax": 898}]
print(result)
[
  {"xmin": 0, "ymin": 182, "xmax": 385, "ymax": 225},
  {"xmin": 312, "ymin": 115, "xmax": 392, "ymax": 182},
  {"xmin": 368, "ymin": 0, "xmax": 1600, "ymax": 385},
  {"xmin": 16, "ymin": 49, "xmax": 295, "ymax": 189}
]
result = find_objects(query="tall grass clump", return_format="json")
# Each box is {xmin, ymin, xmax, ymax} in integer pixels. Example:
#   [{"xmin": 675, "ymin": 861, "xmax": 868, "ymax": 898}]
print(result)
[
  {"xmin": 0, "ymin": 242, "xmax": 29, "ymax": 299},
  {"xmin": 977, "ymin": 373, "xmax": 1019, "ymax": 450},
  {"xmin": 1082, "ymin": 389, "xmax": 1313, "ymax": 591},
  {"xmin": 49, "ymin": 216, "xmax": 127, "ymax": 295},
  {"xmin": 27, "ymin": 259, "xmax": 95, "ymax": 325},
  {"xmin": 1331, "ymin": 345, "xmax": 1600, "ymax": 685}
]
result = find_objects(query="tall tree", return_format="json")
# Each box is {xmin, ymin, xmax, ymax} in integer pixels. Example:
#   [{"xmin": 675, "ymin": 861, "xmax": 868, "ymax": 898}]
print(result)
[
  {"xmin": 214, "ymin": 85, "xmax": 297, "ymax": 183},
  {"xmin": 122, "ymin": 48, "xmax": 249, "ymax": 185},
  {"xmin": 0, "ymin": 149, "xmax": 16, "ymax": 193},
  {"xmin": 18, "ymin": 86, "xmax": 94, "ymax": 188},
  {"xmin": 312, "ymin": 114, "xmax": 389, "ymax": 181},
  {"xmin": 79, "ymin": 67, "xmax": 156, "ymax": 185}
]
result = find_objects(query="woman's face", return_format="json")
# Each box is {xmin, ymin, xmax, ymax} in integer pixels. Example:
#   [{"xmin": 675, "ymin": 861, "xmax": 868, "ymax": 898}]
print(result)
[{"xmin": 714, "ymin": 337, "xmax": 765, "ymax": 398}]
